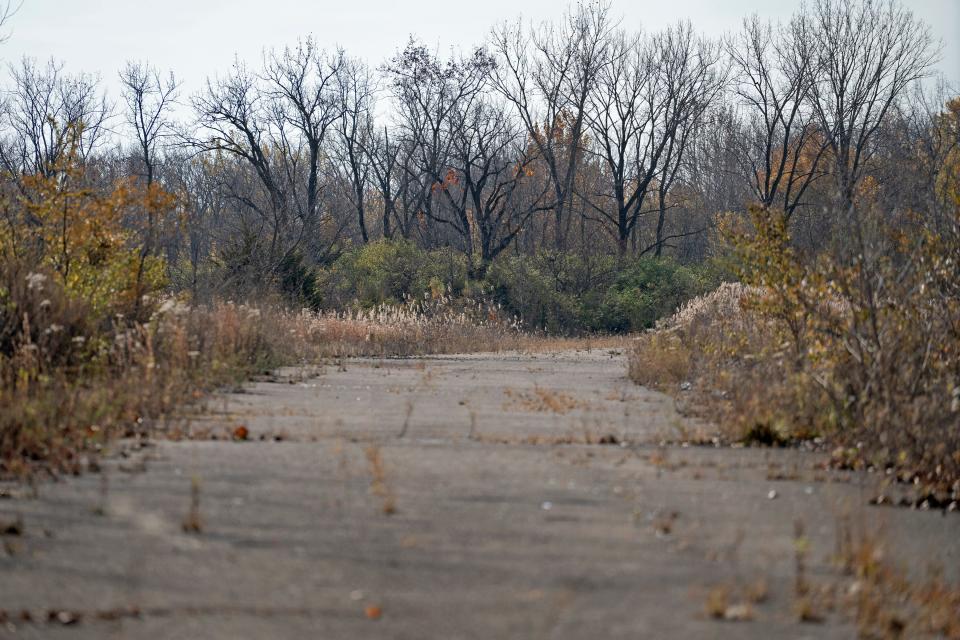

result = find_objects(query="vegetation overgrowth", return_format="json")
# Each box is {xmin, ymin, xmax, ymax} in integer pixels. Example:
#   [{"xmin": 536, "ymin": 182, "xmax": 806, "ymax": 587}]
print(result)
[
  {"xmin": 0, "ymin": 0, "xmax": 958, "ymax": 498},
  {"xmin": 0, "ymin": 146, "xmax": 699, "ymax": 476},
  {"xmin": 630, "ymin": 198, "xmax": 960, "ymax": 503},
  {"xmin": 316, "ymin": 238, "xmax": 723, "ymax": 334},
  {"xmin": 0, "ymin": 284, "xmax": 528, "ymax": 477}
]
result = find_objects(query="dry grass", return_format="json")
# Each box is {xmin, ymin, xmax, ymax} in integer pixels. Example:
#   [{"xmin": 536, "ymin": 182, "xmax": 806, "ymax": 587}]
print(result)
[
  {"xmin": 835, "ymin": 525, "xmax": 960, "ymax": 639},
  {"xmin": 299, "ymin": 297, "xmax": 522, "ymax": 357},
  {"xmin": 1, "ymin": 298, "xmax": 294, "ymax": 477},
  {"xmin": 503, "ymin": 386, "xmax": 587, "ymax": 414},
  {"xmin": 703, "ymin": 584, "xmax": 756, "ymax": 622},
  {"xmin": 628, "ymin": 277, "xmax": 959, "ymax": 502},
  {"xmin": 0, "ymin": 289, "xmax": 528, "ymax": 477},
  {"xmin": 3, "ymin": 247, "xmax": 630, "ymax": 478},
  {"xmin": 517, "ymin": 335, "xmax": 627, "ymax": 353},
  {"xmin": 698, "ymin": 522, "xmax": 959, "ymax": 633},
  {"xmin": 364, "ymin": 445, "xmax": 397, "ymax": 515},
  {"xmin": 181, "ymin": 477, "xmax": 203, "ymax": 534},
  {"xmin": 628, "ymin": 282, "xmax": 819, "ymax": 445}
]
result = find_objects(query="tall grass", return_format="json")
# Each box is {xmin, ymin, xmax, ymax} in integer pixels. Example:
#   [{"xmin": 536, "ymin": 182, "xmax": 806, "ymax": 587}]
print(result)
[{"xmin": 0, "ymin": 272, "xmax": 521, "ymax": 477}]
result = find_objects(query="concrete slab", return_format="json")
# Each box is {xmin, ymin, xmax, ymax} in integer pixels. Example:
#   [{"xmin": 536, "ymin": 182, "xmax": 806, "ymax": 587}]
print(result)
[{"xmin": 0, "ymin": 349, "xmax": 955, "ymax": 638}]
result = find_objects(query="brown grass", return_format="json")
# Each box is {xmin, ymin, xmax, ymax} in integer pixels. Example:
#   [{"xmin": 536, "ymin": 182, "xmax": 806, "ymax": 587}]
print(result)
[
  {"xmin": 703, "ymin": 584, "xmax": 755, "ymax": 622},
  {"xmin": 181, "ymin": 477, "xmax": 203, "ymax": 533},
  {"xmin": 1, "ymin": 288, "xmax": 533, "ymax": 477},
  {"xmin": 503, "ymin": 386, "xmax": 587, "ymax": 414},
  {"xmin": 517, "ymin": 335, "xmax": 627, "ymax": 353},
  {"xmin": 628, "ymin": 282, "xmax": 821, "ymax": 444},
  {"xmin": 628, "ymin": 278, "xmax": 959, "ymax": 503},
  {"xmin": 3, "ymin": 244, "xmax": 630, "ymax": 478},
  {"xmin": 835, "ymin": 525, "xmax": 960, "ymax": 639},
  {"xmin": 364, "ymin": 445, "xmax": 397, "ymax": 515},
  {"xmin": 300, "ymin": 298, "xmax": 522, "ymax": 357}
]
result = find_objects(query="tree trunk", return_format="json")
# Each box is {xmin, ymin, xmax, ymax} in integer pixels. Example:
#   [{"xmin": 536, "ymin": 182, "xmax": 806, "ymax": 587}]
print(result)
[{"xmin": 654, "ymin": 189, "xmax": 667, "ymax": 258}]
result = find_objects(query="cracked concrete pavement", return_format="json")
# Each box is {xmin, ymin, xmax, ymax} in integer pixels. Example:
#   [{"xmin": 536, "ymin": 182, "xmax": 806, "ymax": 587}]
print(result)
[{"xmin": 1, "ymin": 348, "xmax": 957, "ymax": 638}]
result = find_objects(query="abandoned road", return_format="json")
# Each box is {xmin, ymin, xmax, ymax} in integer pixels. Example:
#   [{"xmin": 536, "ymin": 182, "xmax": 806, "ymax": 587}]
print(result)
[{"xmin": 1, "ymin": 349, "xmax": 957, "ymax": 638}]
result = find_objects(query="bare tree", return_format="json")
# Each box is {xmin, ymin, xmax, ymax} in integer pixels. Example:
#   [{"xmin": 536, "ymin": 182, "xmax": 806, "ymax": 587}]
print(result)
[
  {"xmin": 119, "ymin": 61, "xmax": 179, "ymax": 187},
  {"xmin": 0, "ymin": 0, "xmax": 19, "ymax": 43},
  {"xmin": 581, "ymin": 29, "xmax": 656, "ymax": 256},
  {"xmin": 119, "ymin": 61, "xmax": 179, "ymax": 314},
  {"xmin": 806, "ymin": 0, "xmax": 937, "ymax": 217},
  {"xmin": 651, "ymin": 23, "xmax": 726, "ymax": 257},
  {"xmin": 0, "ymin": 58, "xmax": 110, "ymax": 183},
  {"xmin": 447, "ymin": 98, "xmax": 549, "ymax": 275},
  {"xmin": 581, "ymin": 22, "xmax": 723, "ymax": 257},
  {"xmin": 364, "ymin": 125, "xmax": 399, "ymax": 239},
  {"xmin": 385, "ymin": 38, "xmax": 494, "ymax": 250},
  {"xmin": 163, "ymin": 152, "xmax": 226, "ymax": 299},
  {"xmin": 191, "ymin": 60, "xmax": 291, "ymax": 270},
  {"xmin": 262, "ymin": 37, "xmax": 345, "ymax": 240},
  {"xmin": 726, "ymin": 13, "xmax": 825, "ymax": 219},
  {"xmin": 491, "ymin": 1, "xmax": 614, "ymax": 249},
  {"xmin": 332, "ymin": 57, "xmax": 377, "ymax": 243}
]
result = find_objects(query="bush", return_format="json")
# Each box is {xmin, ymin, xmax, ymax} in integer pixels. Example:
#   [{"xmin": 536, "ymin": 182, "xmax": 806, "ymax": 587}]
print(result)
[
  {"xmin": 628, "ymin": 282, "xmax": 828, "ymax": 444},
  {"xmin": 487, "ymin": 251, "xmax": 718, "ymax": 334},
  {"xmin": 221, "ymin": 238, "xmax": 715, "ymax": 335},
  {"xmin": 0, "ymin": 295, "xmax": 292, "ymax": 477},
  {"xmin": 484, "ymin": 253, "xmax": 587, "ymax": 333},
  {"xmin": 317, "ymin": 239, "xmax": 468, "ymax": 308},
  {"xmin": 631, "ymin": 204, "xmax": 960, "ymax": 504},
  {"xmin": 0, "ymin": 261, "xmax": 524, "ymax": 477},
  {"xmin": 595, "ymin": 258, "xmax": 702, "ymax": 332},
  {"xmin": 277, "ymin": 251, "xmax": 323, "ymax": 310}
]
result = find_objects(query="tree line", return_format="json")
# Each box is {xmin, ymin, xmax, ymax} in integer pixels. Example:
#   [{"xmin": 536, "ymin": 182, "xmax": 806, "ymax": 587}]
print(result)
[{"xmin": 0, "ymin": 0, "xmax": 953, "ymax": 305}]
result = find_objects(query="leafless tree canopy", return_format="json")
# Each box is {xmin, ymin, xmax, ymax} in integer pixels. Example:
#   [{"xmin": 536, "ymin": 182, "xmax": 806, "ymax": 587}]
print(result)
[{"xmin": 0, "ymin": 0, "xmax": 948, "ymax": 297}]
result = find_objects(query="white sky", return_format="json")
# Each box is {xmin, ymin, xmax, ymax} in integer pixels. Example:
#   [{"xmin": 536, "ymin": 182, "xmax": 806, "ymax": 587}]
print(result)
[{"xmin": 3, "ymin": 0, "xmax": 958, "ymax": 102}]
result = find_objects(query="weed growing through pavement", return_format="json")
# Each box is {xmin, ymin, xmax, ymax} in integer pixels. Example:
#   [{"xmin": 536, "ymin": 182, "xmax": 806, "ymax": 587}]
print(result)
[
  {"xmin": 503, "ymin": 386, "xmax": 587, "ymax": 414},
  {"xmin": 835, "ymin": 521, "xmax": 960, "ymax": 638},
  {"xmin": 182, "ymin": 477, "xmax": 203, "ymax": 533},
  {"xmin": 364, "ymin": 445, "xmax": 397, "ymax": 515},
  {"xmin": 92, "ymin": 471, "xmax": 109, "ymax": 516}
]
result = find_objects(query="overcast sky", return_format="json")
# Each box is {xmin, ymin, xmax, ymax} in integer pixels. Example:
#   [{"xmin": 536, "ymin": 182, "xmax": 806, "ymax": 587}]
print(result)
[{"xmin": 3, "ymin": 0, "xmax": 958, "ymax": 101}]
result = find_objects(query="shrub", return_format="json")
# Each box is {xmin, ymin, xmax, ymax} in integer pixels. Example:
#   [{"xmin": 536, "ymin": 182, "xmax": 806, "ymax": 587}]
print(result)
[
  {"xmin": 0, "ymin": 282, "xmax": 524, "ymax": 476},
  {"xmin": 488, "ymin": 251, "xmax": 717, "ymax": 334},
  {"xmin": 595, "ymin": 258, "xmax": 702, "ymax": 332},
  {"xmin": 277, "ymin": 251, "xmax": 323, "ymax": 310},
  {"xmin": 629, "ymin": 281, "xmax": 829, "ymax": 444},
  {"xmin": 1, "ymin": 155, "xmax": 167, "ymax": 324},
  {"xmin": 631, "ymin": 204, "xmax": 960, "ymax": 503},
  {"xmin": 484, "ymin": 253, "xmax": 587, "ymax": 333},
  {"xmin": 317, "ymin": 239, "xmax": 468, "ymax": 308}
]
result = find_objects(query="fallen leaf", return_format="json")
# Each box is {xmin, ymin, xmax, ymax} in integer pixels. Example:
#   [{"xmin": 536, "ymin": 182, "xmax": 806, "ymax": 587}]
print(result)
[
  {"xmin": 233, "ymin": 425, "xmax": 249, "ymax": 441},
  {"xmin": 364, "ymin": 604, "xmax": 382, "ymax": 620}
]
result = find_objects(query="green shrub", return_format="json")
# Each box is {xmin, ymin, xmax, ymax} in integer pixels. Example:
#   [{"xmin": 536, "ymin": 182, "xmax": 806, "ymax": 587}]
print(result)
[
  {"xmin": 277, "ymin": 251, "xmax": 323, "ymax": 310},
  {"xmin": 485, "ymin": 255, "xmax": 580, "ymax": 333},
  {"xmin": 487, "ymin": 252, "xmax": 716, "ymax": 334},
  {"xmin": 595, "ymin": 259, "xmax": 701, "ymax": 332},
  {"xmin": 314, "ymin": 241, "xmax": 715, "ymax": 334},
  {"xmin": 318, "ymin": 240, "xmax": 468, "ymax": 308}
]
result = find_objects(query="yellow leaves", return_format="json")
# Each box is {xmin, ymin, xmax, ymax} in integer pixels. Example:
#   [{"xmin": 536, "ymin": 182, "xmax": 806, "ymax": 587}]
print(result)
[
  {"xmin": 934, "ymin": 98, "xmax": 960, "ymax": 215},
  {"xmin": 855, "ymin": 174, "xmax": 880, "ymax": 204},
  {"xmin": 13, "ymin": 145, "xmax": 174, "ymax": 320}
]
